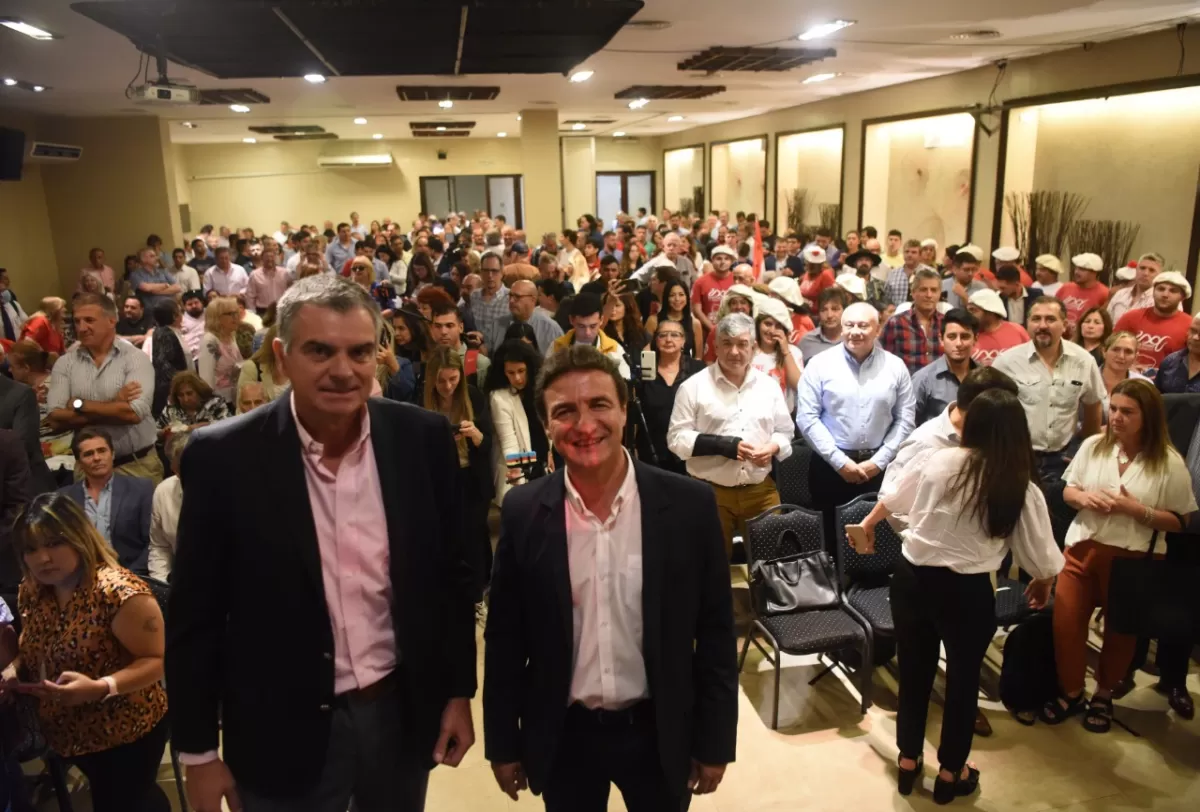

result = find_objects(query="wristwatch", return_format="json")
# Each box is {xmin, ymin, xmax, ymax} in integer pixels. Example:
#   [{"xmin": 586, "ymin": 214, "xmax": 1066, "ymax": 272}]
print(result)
[{"xmin": 72, "ymin": 398, "xmax": 84, "ymax": 415}]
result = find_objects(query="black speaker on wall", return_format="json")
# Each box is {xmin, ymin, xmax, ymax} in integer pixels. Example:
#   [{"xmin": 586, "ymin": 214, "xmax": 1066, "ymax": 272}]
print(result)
[{"xmin": 0, "ymin": 128, "xmax": 26, "ymax": 181}]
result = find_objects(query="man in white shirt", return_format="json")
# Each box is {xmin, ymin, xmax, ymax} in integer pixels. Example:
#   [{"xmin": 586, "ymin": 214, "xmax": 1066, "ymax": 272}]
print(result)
[
  {"xmin": 1106, "ymin": 252, "xmax": 1162, "ymax": 322},
  {"xmin": 669, "ymin": 312, "xmax": 795, "ymax": 556},
  {"xmin": 203, "ymin": 247, "xmax": 249, "ymax": 297},
  {"xmin": 485, "ymin": 344, "xmax": 736, "ymax": 810},
  {"xmin": 272, "ymin": 221, "xmax": 291, "ymax": 246},
  {"xmin": 168, "ymin": 248, "xmax": 202, "ymax": 293},
  {"xmin": 180, "ymin": 292, "xmax": 206, "ymax": 361},
  {"xmin": 630, "ymin": 232, "xmax": 696, "ymax": 289},
  {"xmin": 348, "ymin": 211, "xmax": 367, "ymax": 240}
]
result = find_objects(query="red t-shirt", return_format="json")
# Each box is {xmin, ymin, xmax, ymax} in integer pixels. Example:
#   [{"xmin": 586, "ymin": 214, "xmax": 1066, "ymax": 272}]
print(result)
[
  {"xmin": 1113, "ymin": 307, "xmax": 1194, "ymax": 371},
  {"xmin": 1056, "ymin": 282, "xmax": 1109, "ymax": 329},
  {"xmin": 971, "ymin": 320, "xmax": 1029, "ymax": 366},
  {"xmin": 798, "ymin": 269, "xmax": 835, "ymax": 303},
  {"xmin": 691, "ymin": 272, "xmax": 735, "ymax": 320}
]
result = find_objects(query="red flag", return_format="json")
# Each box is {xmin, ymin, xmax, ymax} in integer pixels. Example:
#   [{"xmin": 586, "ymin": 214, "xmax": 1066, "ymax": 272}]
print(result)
[{"xmin": 752, "ymin": 220, "xmax": 764, "ymax": 280}]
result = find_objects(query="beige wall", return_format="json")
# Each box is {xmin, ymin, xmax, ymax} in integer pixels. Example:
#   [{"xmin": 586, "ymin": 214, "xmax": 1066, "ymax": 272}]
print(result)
[
  {"xmin": 36, "ymin": 115, "xmax": 182, "ymax": 296},
  {"xmin": 659, "ymin": 26, "xmax": 1200, "ymax": 258},
  {"xmin": 711, "ymin": 138, "xmax": 766, "ymax": 217},
  {"xmin": 776, "ymin": 128, "xmax": 843, "ymax": 234},
  {"xmin": 561, "ymin": 137, "xmax": 596, "ymax": 230},
  {"xmin": 664, "ymin": 146, "xmax": 704, "ymax": 215},
  {"xmin": 0, "ymin": 112, "xmax": 60, "ymax": 303}
]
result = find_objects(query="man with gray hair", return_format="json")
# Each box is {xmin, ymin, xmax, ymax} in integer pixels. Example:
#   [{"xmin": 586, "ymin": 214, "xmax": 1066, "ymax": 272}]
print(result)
[
  {"xmin": 168, "ymin": 273, "xmax": 478, "ymax": 812},
  {"xmin": 797, "ymin": 301, "xmax": 916, "ymax": 542},
  {"xmin": 1106, "ymin": 252, "xmax": 1164, "ymax": 322},
  {"xmin": 668, "ymin": 312, "xmax": 794, "ymax": 557},
  {"xmin": 630, "ymin": 231, "xmax": 697, "ymax": 289}
]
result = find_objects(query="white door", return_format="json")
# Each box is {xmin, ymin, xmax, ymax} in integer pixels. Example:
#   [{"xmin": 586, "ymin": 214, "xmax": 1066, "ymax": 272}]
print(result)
[
  {"xmin": 626, "ymin": 173, "xmax": 653, "ymax": 219},
  {"xmin": 596, "ymin": 174, "xmax": 622, "ymax": 227}
]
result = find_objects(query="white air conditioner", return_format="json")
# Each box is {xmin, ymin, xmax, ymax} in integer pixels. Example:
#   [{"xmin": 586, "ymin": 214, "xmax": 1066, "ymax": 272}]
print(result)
[
  {"xmin": 317, "ymin": 153, "xmax": 393, "ymax": 169},
  {"xmin": 28, "ymin": 141, "xmax": 83, "ymax": 162}
]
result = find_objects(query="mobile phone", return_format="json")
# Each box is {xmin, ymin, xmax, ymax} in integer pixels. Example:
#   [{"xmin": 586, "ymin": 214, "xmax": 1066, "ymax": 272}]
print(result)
[{"xmin": 640, "ymin": 349, "xmax": 656, "ymax": 381}]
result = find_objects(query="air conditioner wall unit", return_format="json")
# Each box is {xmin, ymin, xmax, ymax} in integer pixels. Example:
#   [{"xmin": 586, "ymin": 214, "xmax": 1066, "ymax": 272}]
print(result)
[
  {"xmin": 317, "ymin": 153, "xmax": 393, "ymax": 169},
  {"xmin": 29, "ymin": 141, "xmax": 83, "ymax": 162}
]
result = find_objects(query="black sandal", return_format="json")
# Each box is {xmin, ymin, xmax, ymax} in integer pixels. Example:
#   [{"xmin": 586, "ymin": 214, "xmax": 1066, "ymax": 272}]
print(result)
[
  {"xmin": 897, "ymin": 754, "xmax": 923, "ymax": 796},
  {"xmin": 1038, "ymin": 693, "xmax": 1087, "ymax": 724},
  {"xmin": 1011, "ymin": 709, "xmax": 1037, "ymax": 726},
  {"xmin": 1082, "ymin": 695, "xmax": 1113, "ymax": 733},
  {"xmin": 933, "ymin": 764, "xmax": 980, "ymax": 805}
]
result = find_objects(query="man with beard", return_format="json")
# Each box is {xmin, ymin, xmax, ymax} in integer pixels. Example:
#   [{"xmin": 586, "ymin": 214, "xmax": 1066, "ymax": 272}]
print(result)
[
  {"xmin": 1113, "ymin": 271, "xmax": 1193, "ymax": 376},
  {"xmin": 844, "ymin": 248, "xmax": 886, "ymax": 307}
]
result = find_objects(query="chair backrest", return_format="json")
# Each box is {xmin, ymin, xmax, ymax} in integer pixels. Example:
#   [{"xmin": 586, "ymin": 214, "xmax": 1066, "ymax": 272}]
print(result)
[
  {"xmin": 776, "ymin": 442, "xmax": 814, "ymax": 508},
  {"xmin": 143, "ymin": 576, "xmax": 171, "ymax": 623},
  {"xmin": 744, "ymin": 504, "xmax": 825, "ymax": 567},
  {"xmin": 835, "ymin": 493, "xmax": 904, "ymax": 584}
]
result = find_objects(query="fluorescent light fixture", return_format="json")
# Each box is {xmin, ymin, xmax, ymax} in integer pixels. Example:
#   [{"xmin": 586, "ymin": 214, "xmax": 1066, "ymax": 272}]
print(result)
[
  {"xmin": 438, "ymin": 99, "xmax": 454, "ymax": 109},
  {"xmin": 436, "ymin": 126, "xmax": 447, "ymax": 131},
  {"xmin": 0, "ymin": 20, "xmax": 56, "ymax": 40},
  {"xmin": 353, "ymin": 117, "xmax": 367, "ymax": 124},
  {"xmin": 613, "ymin": 131, "xmax": 626, "ymax": 137},
  {"xmin": 798, "ymin": 20, "xmax": 855, "ymax": 40},
  {"xmin": 373, "ymin": 133, "xmax": 384, "ymax": 139},
  {"xmin": 242, "ymin": 137, "xmax": 257, "ymax": 143},
  {"xmin": 569, "ymin": 70, "xmax": 594, "ymax": 83},
  {"xmin": 802, "ymin": 72, "xmax": 839, "ymax": 84},
  {"xmin": 497, "ymin": 132, "xmax": 507, "ymax": 138},
  {"xmin": 32, "ymin": 85, "xmax": 43, "ymax": 92},
  {"xmin": 2, "ymin": 78, "xmax": 16, "ymax": 87},
  {"xmin": 181, "ymin": 121, "xmax": 196, "ymax": 128},
  {"xmin": 667, "ymin": 115, "xmax": 684, "ymax": 122},
  {"xmin": 628, "ymin": 98, "xmax": 649, "ymax": 110},
  {"xmin": 230, "ymin": 104, "xmax": 250, "ymax": 113},
  {"xmin": 572, "ymin": 122, "xmax": 586, "ymax": 131},
  {"xmin": 303, "ymin": 73, "xmax": 326, "ymax": 84}
]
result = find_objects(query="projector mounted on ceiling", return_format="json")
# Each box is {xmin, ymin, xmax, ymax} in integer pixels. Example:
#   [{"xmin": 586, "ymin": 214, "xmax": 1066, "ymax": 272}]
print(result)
[{"xmin": 131, "ymin": 81, "xmax": 199, "ymax": 104}]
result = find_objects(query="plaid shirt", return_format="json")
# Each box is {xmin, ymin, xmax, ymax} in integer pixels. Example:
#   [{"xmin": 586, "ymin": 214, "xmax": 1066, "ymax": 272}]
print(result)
[
  {"xmin": 469, "ymin": 285, "xmax": 511, "ymax": 353},
  {"xmin": 881, "ymin": 308, "xmax": 944, "ymax": 374},
  {"xmin": 884, "ymin": 267, "xmax": 911, "ymax": 307}
]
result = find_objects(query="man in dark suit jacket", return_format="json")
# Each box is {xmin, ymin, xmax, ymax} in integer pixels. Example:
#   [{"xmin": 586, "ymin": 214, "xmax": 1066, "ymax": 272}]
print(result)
[
  {"xmin": 0, "ymin": 429, "xmax": 33, "ymax": 603},
  {"xmin": 58, "ymin": 426, "xmax": 153, "ymax": 574},
  {"xmin": 484, "ymin": 345, "xmax": 737, "ymax": 811},
  {"xmin": 0, "ymin": 373, "xmax": 53, "ymax": 494},
  {"xmin": 167, "ymin": 275, "xmax": 476, "ymax": 812}
]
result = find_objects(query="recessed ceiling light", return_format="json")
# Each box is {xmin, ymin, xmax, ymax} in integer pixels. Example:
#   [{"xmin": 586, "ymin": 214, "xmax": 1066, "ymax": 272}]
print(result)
[
  {"xmin": 803, "ymin": 72, "xmax": 840, "ymax": 84},
  {"xmin": 0, "ymin": 20, "xmax": 57, "ymax": 40},
  {"xmin": 354, "ymin": 117, "xmax": 367, "ymax": 124},
  {"xmin": 242, "ymin": 137, "xmax": 257, "ymax": 143},
  {"xmin": 516, "ymin": 115, "xmax": 522, "ymax": 121},
  {"xmin": 572, "ymin": 122, "xmax": 586, "ymax": 131},
  {"xmin": 667, "ymin": 115, "xmax": 684, "ymax": 122},
  {"xmin": 303, "ymin": 73, "xmax": 326, "ymax": 84},
  {"xmin": 2, "ymin": 78, "xmax": 16, "ymax": 87},
  {"xmin": 181, "ymin": 121, "xmax": 196, "ymax": 128},
  {"xmin": 436, "ymin": 126, "xmax": 447, "ymax": 131},
  {"xmin": 438, "ymin": 99, "xmax": 454, "ymax": 109},
  {"xmin": 798, "ymin": 20, "xmax": 855, "ymax": 41},
  {"xmin": 628, "ymin": 98, "xmax": 649, "ymax": 110},
  {"xmin": 950, "ymin": 29, "xmax": 1002, "ymax": 40},
  {"xmin": 497, "ymin": 132, "xmax": 507, "ymax": 138},
  {"xmin": 613, "ymin": 131, "xmax": 626, "ymax": 137},
  {"xmin": 569, "ymin": 70, "xmax": 594, "ymax": 83},
  {"xmin": 373, "ymin": 133, "xmax": 384, "ymax": 139},
  {"xmin": 230, "ymin": 104, "xmax": 250, "ymax": 113},
  {"xmin": 32, "ymin": 85, "xmax": 43, "ymax": 92}
]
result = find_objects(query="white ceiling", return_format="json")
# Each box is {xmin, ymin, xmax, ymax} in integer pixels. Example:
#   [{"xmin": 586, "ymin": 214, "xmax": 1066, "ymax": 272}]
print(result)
[{"xmin": 0, "ymin": 0, "xmax": 1196, "ymax": 144}]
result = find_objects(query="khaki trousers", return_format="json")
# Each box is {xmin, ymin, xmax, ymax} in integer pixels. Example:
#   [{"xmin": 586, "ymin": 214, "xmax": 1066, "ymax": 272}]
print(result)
[{"xmin": 709, "ymin": 477, "xmax": 780, "ymax": 560}]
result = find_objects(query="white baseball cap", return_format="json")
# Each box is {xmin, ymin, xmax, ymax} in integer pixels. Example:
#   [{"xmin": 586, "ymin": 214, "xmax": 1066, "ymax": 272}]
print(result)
[
  {"xmin": 835, "ymin": 272, "xmax": 866, "ymax": 298},
  {"xmin": 1072, "ymin": 252, "xmax": 1104, "ymax": 272},
  {"xmin": 767, "ymin": 275, "xmax": 803, "ymax": 307},
  {"xmin": 803, "ymin": 245, "xmax": 827, "ymax": 265},
  {"xmin": 992, "ymin": 246, "xmax": 1021, "ymax": 263},
  {"xmin": 957, "ymin": 244, "xmax": 984, "ymax": 262},
  {"xmin": 1153, "ymin": 270, "xmax": 1192, "ymax": 299},
  {"xmin": 711, "ymin": 245, "xmax": 737, "ymax": 260},
  {"xmin": 969, "ymin": 288, "xmax": 1007, "ymax": 318}
]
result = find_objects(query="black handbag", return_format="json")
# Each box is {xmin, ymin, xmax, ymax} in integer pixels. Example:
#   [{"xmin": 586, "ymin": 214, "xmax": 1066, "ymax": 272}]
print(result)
[
  {"xmin": 1107, "ymin": 529, "xmax": 1200, "ymax": 639},
  {"xmin": 749, "ymin": 529, "xmax": 840, "ymax": 616}
]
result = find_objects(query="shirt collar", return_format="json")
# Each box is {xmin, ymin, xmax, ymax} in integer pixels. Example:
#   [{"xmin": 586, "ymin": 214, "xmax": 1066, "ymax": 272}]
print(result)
[
  {"xmin": 841, "ymin": 344, "xmax": 875, "ymax": 368},
  {"xmin": 936, "ymin": 405, "xmax": 961, "ymax": 443},
  {"xmin": 290, "ymin": 391, "xmax": 371, "ymax": 459},
  {"xmin": 564, "ymin": 449, "xmax": 638, "ymax": 522},
  {"xmin": 712, "ymin": 362, "xmax": 756, "ymax": 391},
  {"xmin": 933, "ymin": 356, "xmax": 975, "ymax": 380}
]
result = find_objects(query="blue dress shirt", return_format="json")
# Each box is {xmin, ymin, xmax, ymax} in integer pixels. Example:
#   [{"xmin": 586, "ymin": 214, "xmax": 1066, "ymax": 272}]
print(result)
[
  {"xmin": 796, "ymin": 344, "xmax": 916, "ymax": 470},
  {"xmin": 84, "ymin": 476, "xmax": 114, "ymax": 542}
]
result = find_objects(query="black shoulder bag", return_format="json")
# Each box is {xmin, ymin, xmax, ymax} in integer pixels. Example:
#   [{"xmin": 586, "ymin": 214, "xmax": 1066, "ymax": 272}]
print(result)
[
  {"xmin": 1107, "ymin": 513, "xmax": 1200, "ymax": 640},
  {"xmin": 749, "ymin": 528, "xmax": 840, "ymax": 616}
]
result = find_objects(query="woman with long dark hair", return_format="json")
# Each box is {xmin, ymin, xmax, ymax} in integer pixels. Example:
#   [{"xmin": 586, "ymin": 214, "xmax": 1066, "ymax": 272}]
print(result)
[
  {"xmin": 644, "ymin": 278, "xmax": 702, "ymax": 359},
  {"xmin": 601, "ymin": 291, "xmax": 648, "ymax": 356},
  {"xmin": 847, "ymin": 389, "xmax": 1063, "ymax": 804},
  {"xmin": 483, "ymin": 339, "xmax": 548, "ymax": 503},
  {"xmin": 405, "ymin": 252, "xmax": 437, "ymax": 298}
]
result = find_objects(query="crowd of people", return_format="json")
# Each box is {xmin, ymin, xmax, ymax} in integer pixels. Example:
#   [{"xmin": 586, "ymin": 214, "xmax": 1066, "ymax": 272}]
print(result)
[{"xmin": 0, "ymin": 204, "xmax": 1196, "ymax": 812}]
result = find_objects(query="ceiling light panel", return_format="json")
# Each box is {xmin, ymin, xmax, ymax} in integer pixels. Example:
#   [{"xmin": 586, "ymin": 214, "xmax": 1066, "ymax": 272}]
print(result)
[
  {"xmin": 0, "ymin": 19, "xmax": 57, "ymax": 40},
  {"xmin": 570, "ymin": 70, "xmax": 594, "ymax": 83},
  {"xmin": 396, "ymin": 86, "xmax": 500, "ymax": 102},
  {"xmin": 802, "ymin": 72, "xmax": 839, "ymax": 84},
  {"xmin": 798, "ymin": 20, "xmax": 855, "ymax": 41},
  {"xmin": 249, "ymin": 125, "xmax": 327, "ymax": 135}
]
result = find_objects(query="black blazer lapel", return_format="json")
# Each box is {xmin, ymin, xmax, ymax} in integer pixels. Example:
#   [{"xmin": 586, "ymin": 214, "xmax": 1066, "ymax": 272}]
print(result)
[
  {"xmin": 108, "ymin": 476, "xmax": 126, "ymax": 540},
  {"xmin": 367, "ymin": 399, "xmax": 409, "ymax": 588},
  {"xmin": 634, "ymin": 462, "xmax": 667, "ymax": 683},
  {"xmin": 266, "ymin": 397, "xmax": 326, "ymax": 604},
  {"xmin": 538, "ymin": 471, "xmax": 574, "ymax": 658}
]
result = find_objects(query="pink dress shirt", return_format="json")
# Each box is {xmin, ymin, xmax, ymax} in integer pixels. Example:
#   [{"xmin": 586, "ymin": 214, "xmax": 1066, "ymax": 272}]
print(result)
[
  {"xmin": 79, "ymin": 266, "xmax": 115, "ymax": 293},
  {"xmin": 245, "ymin": 266, "xmax": 292, "ymax": 312},
  {"xmin": 291, "ymin": 395, "xmax": 397, "ymax": 695}
]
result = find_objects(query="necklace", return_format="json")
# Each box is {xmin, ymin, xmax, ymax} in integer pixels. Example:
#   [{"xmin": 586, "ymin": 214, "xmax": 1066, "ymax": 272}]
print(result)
[{"xmin": 1118, "ymin": 446, "xmax": 1137, "ymax": 465}]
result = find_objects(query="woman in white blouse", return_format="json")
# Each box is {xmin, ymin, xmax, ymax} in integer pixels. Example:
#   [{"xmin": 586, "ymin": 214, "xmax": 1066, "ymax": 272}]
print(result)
[
  {"xmin": 848, "ymin": 389, "xmax": 1063, "ymax": 804},
  {"xmin": 1041, "ymin": 378, "xmax": 1196, "ymax": 733},
  {"xmin": 484, "ymin": 339, "xmax": 548, "ymax": 504},
  {"xmin": 148, "ymin": 434, "xmax": 187, "ymax": 582},
  {"xmin": 197, "ymin": 295, "xmax": 243, "ymax": 404}
]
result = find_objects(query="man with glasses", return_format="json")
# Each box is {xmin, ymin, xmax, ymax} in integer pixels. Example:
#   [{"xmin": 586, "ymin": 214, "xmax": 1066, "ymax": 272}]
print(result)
[
  {"xmin": 797, "ymin": 302, "xmax": 915, "ymax": 543},
  {"xmin": 495, "ymin": 280, "xmax": 562, "ymax": 353},
  {"xmin": 470, "ymin": 252, "xmax": 511, "ymax": 355}
]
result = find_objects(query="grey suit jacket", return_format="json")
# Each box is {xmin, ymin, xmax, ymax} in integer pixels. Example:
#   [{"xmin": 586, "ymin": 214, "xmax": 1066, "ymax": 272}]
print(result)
[
  {"xmin": 0, "ymin": 375, "xmax": 53, "ymax": 494},
  {"xmin": 60, "ymin": 474, "xmax": 154, "ymax": 574}
]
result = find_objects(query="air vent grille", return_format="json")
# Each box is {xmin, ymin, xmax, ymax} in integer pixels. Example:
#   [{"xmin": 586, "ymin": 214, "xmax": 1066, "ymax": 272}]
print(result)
[
  {"xmin": 249, "ymin": 125, "xmax": 326, "ymax": 135},
  {"xmin": 396, "ymin": 86, "xmax": 500, "ymax": 101},
  {"xmin": 564, "ymin": 119, "xmax": 617, "ymax": 125},
  {"xmin": 410, "ymin": 121, "xmax": 477, "ymax": 130},
  {"xmin": 274, "ymin": 133, "xmax": 338, "ymax": 141},
  {"xmin": 413, "ymin": 130, "xmax": 470, "ymax": 138},
  {"xmin": 198, "ymin": 88, "xmax": 271, "ymax": 106},
  {"xmin": 614, "ymin": 85, "xmax": 724, "ymax": 100},
  {"xmin": 678, "ymin": 46, "xmax": 835, "ymax": 73}
]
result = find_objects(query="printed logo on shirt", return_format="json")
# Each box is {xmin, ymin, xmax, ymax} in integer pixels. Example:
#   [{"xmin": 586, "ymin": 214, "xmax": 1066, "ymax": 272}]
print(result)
[
  {"xmin": 972, "ymin": 347, "xmax": 1001, "ymax": 366},
  {"xmin": 1061, "ymin": 296, "xmax": 1089, "ymax": 318}
]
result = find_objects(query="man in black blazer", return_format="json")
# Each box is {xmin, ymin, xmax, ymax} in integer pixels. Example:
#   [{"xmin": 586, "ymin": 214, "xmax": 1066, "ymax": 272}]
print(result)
[
  {"xmin": 167, "ymin": 275, "xmax": 477, "ymax": 812},
  {"xmin": 59, "ymin": 427, "xmax": 153, "ymax": 574},
  {"xmin": 484, "ymin": 345, "xmax": 737, "ymax": 811},
  {"xmin": 0, "ymin": 373, "xmax": 53, "ymax": 494},
  {"xmin": 0, "ymin": 428, "xmax": 33, "ymax": 610}
]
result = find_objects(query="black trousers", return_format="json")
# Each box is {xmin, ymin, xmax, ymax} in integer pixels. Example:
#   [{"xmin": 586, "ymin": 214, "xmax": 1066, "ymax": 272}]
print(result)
[
  {"xmin": 892, "ymin": 558, "xmax": 996, "ymax": 772},
  {"xmin": 459, "ymin": 468, "xmax": 492, "ymax": 602},
  {"xmin": 808, "ymin": 451, "xmax": 882, "ymax": 552},
  {"xmin": 1035, "ymin": 451, "xmax": 1074, "ymax": 549},
  {"xmin": 543, "ymin": 702, "xmax": 690, "ymax": 812},
  {"xmin": 1129, "ymin": 531, "xmax": 1200, "ymax": 690},
  {"xmin": 70, "ymin": 718, "xmax": 170, "ymax": 812}
]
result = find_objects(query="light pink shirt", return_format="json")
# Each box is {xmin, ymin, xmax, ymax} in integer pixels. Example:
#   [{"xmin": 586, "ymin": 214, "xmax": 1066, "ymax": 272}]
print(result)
[
  {"xmin": 245, "ymin": 266, "xmax": 292, "ymax": 312},
  {"xmin": 291, "ymin": 394, "xmax": 397, "ymax": 694},
  {"xmin": 79, "ymin": 266, "xmax": 114, "ymax": 292}
]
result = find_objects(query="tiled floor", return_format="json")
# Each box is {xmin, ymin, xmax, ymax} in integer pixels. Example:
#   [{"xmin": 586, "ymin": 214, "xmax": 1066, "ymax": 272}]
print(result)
[{"xmin": 39, "ymin": 602, "xmax": 1200, "ymax": 811}]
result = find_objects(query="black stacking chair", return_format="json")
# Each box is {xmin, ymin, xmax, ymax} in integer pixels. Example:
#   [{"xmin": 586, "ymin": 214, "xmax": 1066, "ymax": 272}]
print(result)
[
  {"xmin": 775, "ymin": 442, "xmax": 814, "ymax": 509},
  {"xmin": 995, "ymin": 574, "xmax": 1043, "ymax": 629},
  {"xmin": 834, "ymin": 494, "xmax": 901, "ymax": 658},
  {"xmin": 144, "ymin": 576, "xmax": 190, "ymax": 812},
  {"xmin": 739, "ymin": 505, "xmax": 873, "ymax": 729}
]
